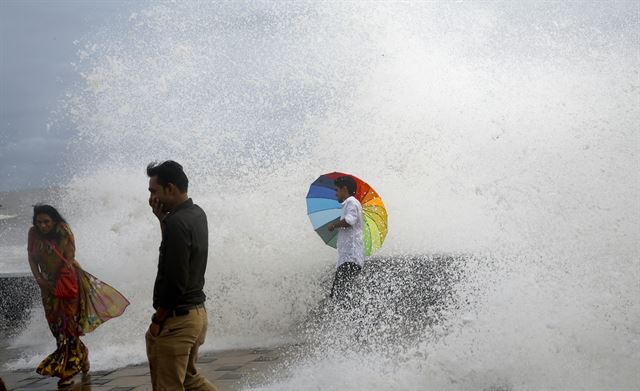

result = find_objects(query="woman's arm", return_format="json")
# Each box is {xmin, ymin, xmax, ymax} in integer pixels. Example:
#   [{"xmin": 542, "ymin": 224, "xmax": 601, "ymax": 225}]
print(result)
[
  {"xmin": 60, "ymin": 223, "xmax": 80, "ymax": 268},
  {"xmin": 27, "ymin": 227, "xmax": 49, "ymax": 289},
  {"xmin": 27, "ymin": 255, "xmax": 41, "ymax": 278},
  {"xmin": 28, "ymin": 256, "xmax": 49, "ymax": 289}
]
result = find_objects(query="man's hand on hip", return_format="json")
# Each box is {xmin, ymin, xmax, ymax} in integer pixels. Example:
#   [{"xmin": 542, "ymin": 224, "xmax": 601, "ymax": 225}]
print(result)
[{"xmin": 148, "ymin": 322, "xmax": 162, "ymax": 337}]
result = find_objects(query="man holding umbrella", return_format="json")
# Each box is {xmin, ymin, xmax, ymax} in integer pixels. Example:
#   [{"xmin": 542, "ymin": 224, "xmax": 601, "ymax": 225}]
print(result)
[{"xmin": 327, "ymin": 175, "xmax": 365, "ymax": 300}]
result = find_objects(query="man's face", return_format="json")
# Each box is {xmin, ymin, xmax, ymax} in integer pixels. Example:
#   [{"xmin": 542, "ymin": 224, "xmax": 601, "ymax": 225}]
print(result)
[
  {"xmin": 335, "ymin": 186, "xmax": 350, "ymax": 203},
  {"xmin": 35, "ymin": 214, "xmax": 55, "ymax": 235},
  {"xmin": 148, "ymin": 177, "xmax": 171, "ymax": 213}
]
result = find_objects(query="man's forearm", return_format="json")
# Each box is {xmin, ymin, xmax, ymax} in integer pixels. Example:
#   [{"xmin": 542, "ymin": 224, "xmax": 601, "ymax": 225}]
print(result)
[
  {"xmin": 333, "ymin": 219, "xmax": 351, "ymax": 228},
  {"xmin": 153, "ymin": 307, "xmax": 170, "ymax": 322}
]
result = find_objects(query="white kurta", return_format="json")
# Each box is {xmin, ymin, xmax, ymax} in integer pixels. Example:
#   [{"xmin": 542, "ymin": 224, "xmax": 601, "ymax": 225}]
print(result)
[{"xmin": 336, "ymin": 196, "xmax": 365, "ymax": 269}]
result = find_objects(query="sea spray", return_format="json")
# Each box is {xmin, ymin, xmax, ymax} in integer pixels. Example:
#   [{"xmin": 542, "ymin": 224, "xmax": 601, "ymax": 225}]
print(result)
[{"xmin": 5, "ymin": 2, "xmax": 638, "ymax": 389}]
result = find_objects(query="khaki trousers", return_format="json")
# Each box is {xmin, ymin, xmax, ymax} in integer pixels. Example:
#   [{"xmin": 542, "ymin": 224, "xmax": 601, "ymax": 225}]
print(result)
[{"xmin": 145, "ymin": 307, "xmax": 218, "ymax": 391}]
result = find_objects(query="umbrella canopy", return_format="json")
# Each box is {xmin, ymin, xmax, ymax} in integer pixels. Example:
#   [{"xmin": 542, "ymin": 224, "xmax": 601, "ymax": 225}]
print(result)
[{"xmin": 306, "ymin": 172, "xmax": 388, "ymax": 256}]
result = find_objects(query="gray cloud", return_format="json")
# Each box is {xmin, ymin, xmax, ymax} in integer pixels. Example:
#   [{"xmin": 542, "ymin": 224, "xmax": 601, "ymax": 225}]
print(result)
[
  {"xmin": 0, "ymin": 0, "xmax": 134, "ymax": 191},
  {"xmin": 0, "ymin": 137, "xmax": 66, "ymax": 189}
]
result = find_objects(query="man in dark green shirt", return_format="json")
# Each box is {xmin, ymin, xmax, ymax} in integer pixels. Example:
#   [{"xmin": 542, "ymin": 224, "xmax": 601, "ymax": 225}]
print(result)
[
  {"xmin": 145, "ymin": 160, "xmax": 218, "ymax": 391},
  {"xmin": 152, "ymin": 198, "xmax": 208, "ymax": 310}
]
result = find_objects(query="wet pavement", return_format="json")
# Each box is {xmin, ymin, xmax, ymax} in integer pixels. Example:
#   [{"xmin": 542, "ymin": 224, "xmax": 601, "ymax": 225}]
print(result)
[{"xmin": 1, "ymin": 347, "xmax": 286, "ymax": 391}]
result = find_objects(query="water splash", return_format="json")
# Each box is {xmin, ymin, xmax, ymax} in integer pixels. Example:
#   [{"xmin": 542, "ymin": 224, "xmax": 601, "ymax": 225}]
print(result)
[{"xmin": 7, "ymin": 1, "xmax": 639, "ymax": 389}]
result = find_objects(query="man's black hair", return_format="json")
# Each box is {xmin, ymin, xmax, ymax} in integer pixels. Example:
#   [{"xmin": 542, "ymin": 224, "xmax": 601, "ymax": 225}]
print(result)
[
  {"xmin": 147, "ymin": 160, "xmax": 189, "ymax": 193},
  {"xmin": 334, "ymin": 175, "xmax": 357, "ymax": 196},
  {"xmin": 32, "ymin": 204, "xmax": 67, "ymax": 226}
]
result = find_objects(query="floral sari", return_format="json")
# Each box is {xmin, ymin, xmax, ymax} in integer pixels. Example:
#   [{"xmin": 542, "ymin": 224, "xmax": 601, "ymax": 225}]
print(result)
[{"xmin": 27, "ymin": 223, "xmax": 129, "ymax": 379}]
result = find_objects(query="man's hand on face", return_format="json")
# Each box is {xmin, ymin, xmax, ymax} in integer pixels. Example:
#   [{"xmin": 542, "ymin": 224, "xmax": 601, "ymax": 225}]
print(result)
[{"xmin": 149, "ymin": 197, "xmax": 168, "ymax": 221}]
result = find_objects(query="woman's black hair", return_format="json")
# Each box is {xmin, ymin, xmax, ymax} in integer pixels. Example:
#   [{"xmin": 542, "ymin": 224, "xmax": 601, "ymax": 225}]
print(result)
[
  {"xmin": 32, "ymin": 204, "xmax": 67, "ymax": 226},
  {"xmin": 334, "ymin": 176, "xmax": 357, "ymax": 196}
]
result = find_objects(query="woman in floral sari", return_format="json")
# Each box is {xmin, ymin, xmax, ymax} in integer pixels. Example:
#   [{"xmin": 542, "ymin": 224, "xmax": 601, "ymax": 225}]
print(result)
[{"xmin": 27, "ymin": 204, "xmax": 129, "ymax": 387}]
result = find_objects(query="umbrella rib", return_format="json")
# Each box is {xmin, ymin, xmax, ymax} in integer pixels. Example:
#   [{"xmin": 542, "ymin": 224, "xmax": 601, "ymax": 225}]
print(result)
[{"xmin": 308, "ymin": 206, "xmax": 341, "ymax": 214}]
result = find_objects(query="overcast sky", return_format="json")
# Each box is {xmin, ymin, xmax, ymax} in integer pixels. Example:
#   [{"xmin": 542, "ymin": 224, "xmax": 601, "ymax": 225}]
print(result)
[{"xmin": 0, "ymin": 0, "xmax": 136, "ymax": 192}]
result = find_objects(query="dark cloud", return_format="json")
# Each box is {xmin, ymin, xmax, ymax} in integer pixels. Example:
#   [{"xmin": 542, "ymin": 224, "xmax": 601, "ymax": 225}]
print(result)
[
  {"xmin": 0, "ymin": 0, "xmax": 134, "ymax": 191},
  {"xmin": 0, "ymin": 137, "xmax": 66, "ymax": 189}
]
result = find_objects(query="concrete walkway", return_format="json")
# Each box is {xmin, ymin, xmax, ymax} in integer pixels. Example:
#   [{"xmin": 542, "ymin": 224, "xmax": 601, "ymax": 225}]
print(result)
[{"xmin": 1, "ymin": 347, "xmax": 286, "ymax": 391}]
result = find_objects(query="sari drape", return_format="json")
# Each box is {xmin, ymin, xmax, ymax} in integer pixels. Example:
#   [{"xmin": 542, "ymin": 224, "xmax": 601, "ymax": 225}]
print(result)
[{"xmin": 27, "ymin": 223, "xmax": 129, "ymax": 378}]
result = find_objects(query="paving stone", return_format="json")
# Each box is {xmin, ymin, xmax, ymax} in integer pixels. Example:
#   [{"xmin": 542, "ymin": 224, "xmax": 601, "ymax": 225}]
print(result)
[
  {"xmin": 213, "ymin": 349, "xmax": 255, "ymax": 359},
  {"xmin": 99, "ymin": 377, "xmax": 148, "ymax": 388},
  {"xmin": 101, "ymin": 367, "xmax": 149, "ymax": 378},
  {"xmin": 16, "ymin": 377, "xmax": 43, "ymax": 386},
  {"xmin": 225, "ymin": 349, "xmax": 252, "ymax": 356},
  {"xmin": 210, "ymin": 379, "xmax": 243, "ymax": 391},
  {"xmin": 216, "ymin": 373, "xmax": 243, "ymax": 380},
  {"xmin": 252, "ymin": 356, "xmax": 279, "ymax": 362},
  {"xmin": 250, "ymin": 349, "xmax": 274, "ymax": 355},
  {"xmin": 209, "ymin": 356, "xmax": 257, "ymax": 366},
  {"xmin": 87, "ymin": 378, "xmax": 115, "ymax": 386},
  {"xmin": 21, "ymin": 376, "xmax": 41, "ymax": 381},
  {"xmin": 238, "ymin": 362, "xmax": 277, "ymax": 373},
  {"xmin": 13, "ymin": 382, "xmax": 57, "ymax": 391},
  {"xmin": 197, "ymin": 367, "xmax": 221, "ymax": 378},
  {"xmin": 129, "ymin": 363, "xmax": 147, "ymax": 368},
  {"xmin": 91, "ymin": 370, "xmax": 116, "ymax": 377},
  {"xmin": 15, "ymin": 378, "xmax": 55, "ymax": 389},
  {"xmin": 3, "ymin": 345, "xmax": 291, "ymax": 391},
  {"xmin": 6, "ymin": 368, "xmax": 33, "ymax": 374},
  {"xmin": 196, "ymin": 356, "xmax": 218, "ymax": 363},
  {"xmin": 0, "ymin": 373, "xmax": 39, "ymax": 390},
  {"xmin": 214, "ymin": 365, "xmax": 243, "ymax": 372}
]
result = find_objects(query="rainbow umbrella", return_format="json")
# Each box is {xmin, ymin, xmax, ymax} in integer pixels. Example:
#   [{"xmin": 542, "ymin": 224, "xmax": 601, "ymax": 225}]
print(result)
[{"xmin": 306, "ymin": 172, "xmax": 388, "ymax": 256}]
